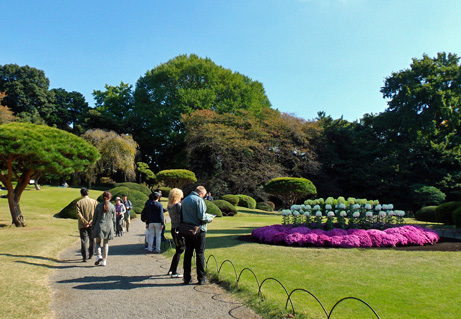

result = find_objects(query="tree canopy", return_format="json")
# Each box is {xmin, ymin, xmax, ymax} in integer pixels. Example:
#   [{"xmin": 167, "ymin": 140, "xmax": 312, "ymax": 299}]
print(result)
[
  {"xmin": 133, "ymin": 54, "xmax": 272, "ymax": 168},
  {"xmin": 0, "ymin": 123, "xmax": 100, "ymax": 226},
  {"xmin": 264, "ymin": 177, "xmax": 317, "ymax": 206}
]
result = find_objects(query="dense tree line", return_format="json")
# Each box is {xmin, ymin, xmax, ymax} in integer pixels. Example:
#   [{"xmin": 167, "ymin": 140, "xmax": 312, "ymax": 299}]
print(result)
[{"xmin": 1, "ymin": 52, "xmax": 460, "ymax": 211}]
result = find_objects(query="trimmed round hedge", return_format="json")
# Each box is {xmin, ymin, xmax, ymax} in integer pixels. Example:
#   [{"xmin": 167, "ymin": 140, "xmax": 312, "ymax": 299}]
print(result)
[
  {"xmin": 415, "ymin": 206, "xmax": 438, "ymax": 222},
  {"xmin": 435, "ymin": 201, "xmax": 461, "ymax": 224},
  {"xmin": 115, "ymin": 182, "xmax": 151, "ymax": 196},
  {"xmin": 57, "ymin": 197, "xmax": 81, "ymax": 219},
  {"xmin": 222, "ymin": 194, "xmax": 239, "ymax": 206},
  {"xmin": 97, "ymin": 186, "xmax": 148, "ymax": 216},
  {"xmin": 213, "ymin": 200, "xmax": 237, "ymax": 216},
  {"xmin": 204, "ymin": 199, "xmax": 222, "ymax": 217},
  {"xmin": 157, "ymin": 187, "xmax": 171, "ymax": 197},
  {"xmin": 256, "ymin": 202, "xmax": 273, "ymax": 212},
  {"xmin": 453, "ymin": 207, "xmax": 461, "ymax": 228},
  {"xmin": 236, "ymin": 194, "xmax": 256, "ymax": 209}
]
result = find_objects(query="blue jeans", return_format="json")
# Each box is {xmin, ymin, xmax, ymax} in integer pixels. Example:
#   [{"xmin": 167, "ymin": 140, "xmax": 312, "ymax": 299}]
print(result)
[{"xmin": 148, "ymin": 223, "xmax": 162, "ymax": 252}]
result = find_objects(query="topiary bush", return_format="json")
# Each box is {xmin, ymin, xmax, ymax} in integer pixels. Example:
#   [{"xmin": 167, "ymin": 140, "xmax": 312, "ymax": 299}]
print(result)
[
  {"xmin": 57, "ymin": 197, "xmax": 81, "ymax": 219},
  {"xmin": 97, "ymin": 186, "xmax": 148, "ymax": 215},
  {"xmin": 411, "ymin": 184, "xmax": 446, "ymax": 211},
  {"xmin": 222, "ymin": 194, "xmax": 239, "ymax": 206},
  {"xmin": 213, "ymin": 200, "xmax": 237, "ymax": 216},
  {"xmin": 256, "ymin": 202, "xmax": 273, "ymax": 212},
  {"xmin": 264, "ymin": 177, "xmax": 317, "ymax": 207},
  {"xmin": 435, "ymin": 201, "xmax": 461, "ymax": 224},
  {"xmin": 115, "ymin": 182, "xmax": 151, "ymax": 196},
  {"xmin": 204, "ymin": 199, "xmax": 222, "ymax": 217},
  {"xmin": 453, "ymin": 207, "xmax": 461, "ymax": 228},
  {"xmin": 415, "ymin": 206, "xmax": 438, "ymax": 222},
  {"xmin": 156, "ymin": 169, "xmax": 197, "ymax": 188},
  {"xmin": 266, "ymin": 201, "xmax": 276, "ymax": 210},
  {"xmin": 236, "ymin": 194, "xmax": 256, "ymax": 209}
]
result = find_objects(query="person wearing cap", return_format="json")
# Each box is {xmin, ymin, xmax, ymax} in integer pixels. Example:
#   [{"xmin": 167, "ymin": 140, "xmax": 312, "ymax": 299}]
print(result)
[
  {"xmin": 146, "ymin": 192, "xmax": 164, "ymax": 253},
  {"xmin": 121, "ymin": 194, "xmax": 133, "ymax": 232},
  {"xmin": 114, "ymin": 197, "xmax": 126, "ymax": 237}
]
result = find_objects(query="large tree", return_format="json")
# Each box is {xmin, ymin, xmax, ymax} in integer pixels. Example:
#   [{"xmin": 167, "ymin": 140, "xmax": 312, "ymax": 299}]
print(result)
[
  {"xmin": 133, "ymin": 54, "xmax": 272, "ymax": 169},
  {"xmin": 49, "ymin": 88, "xmax": 90, "ymax": 134},
  {"xmin": 0, "ymin": 64, "xmax": 55, "ymax": 123},
  {"xmin": 0, "ymin": 123, "xmax": 100, "ymax": 226}
]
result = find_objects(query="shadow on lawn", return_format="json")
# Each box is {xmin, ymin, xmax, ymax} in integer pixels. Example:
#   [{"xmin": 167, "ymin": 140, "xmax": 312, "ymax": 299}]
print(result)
[
  {"xmin": 57, "ymin": 275, "xmax": 181, "ymax": 290},
  {"xmin": 207, "ymin": 227, "xmax": 257, "ymax": 249}
]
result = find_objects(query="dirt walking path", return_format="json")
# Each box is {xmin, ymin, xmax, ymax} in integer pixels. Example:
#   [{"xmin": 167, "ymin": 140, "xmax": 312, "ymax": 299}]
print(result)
[{"xmin": 49, "ymin": 218, "xmax": 261, "ymax": 319}]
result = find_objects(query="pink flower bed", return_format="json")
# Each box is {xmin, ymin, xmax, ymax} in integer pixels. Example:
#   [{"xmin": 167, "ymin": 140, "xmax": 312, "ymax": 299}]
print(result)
[{"xmin": 251, "ymin": 225, "xmax": 439, "ymax": 248}]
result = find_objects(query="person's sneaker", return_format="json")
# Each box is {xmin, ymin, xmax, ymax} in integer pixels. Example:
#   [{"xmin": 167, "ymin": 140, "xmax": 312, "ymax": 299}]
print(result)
[
  {"xmin": 94, "ymin": 255, "xmax": 103, "ymax": 266},
  {"xmin": 167, "ymin": 271, "xmax": 173, "ymax": 275},
  {"xmin": 171, "ymin": 274, "xmax": 183, "ymax": 278},
  {"xmin": 100, "ymin": 260, "xmax": 106, "ymax": 266},
  {"xmin": 198, "ymin": 278, "xmax": 207, "ymax": 285},
  {"xmin": 183, "ymin": 279, "xmax": 192, "ymax": 285}
]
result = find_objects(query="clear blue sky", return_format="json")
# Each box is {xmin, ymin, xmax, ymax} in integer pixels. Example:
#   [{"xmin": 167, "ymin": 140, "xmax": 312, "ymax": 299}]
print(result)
[{"xmin": 2, "ymin": 0, "xmax": 461, "ymax": 121}]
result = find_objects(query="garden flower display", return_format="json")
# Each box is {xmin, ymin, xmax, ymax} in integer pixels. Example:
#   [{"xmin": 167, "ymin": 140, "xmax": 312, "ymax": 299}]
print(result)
[{"xmin": 251, "ymin": 224, "xmax": 439, "ymax": 248}]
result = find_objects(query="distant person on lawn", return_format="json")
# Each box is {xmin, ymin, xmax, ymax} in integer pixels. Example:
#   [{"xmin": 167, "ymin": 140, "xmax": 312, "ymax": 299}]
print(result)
[
  {"xmin": 76, "ymin": 188, "xmax": 98, "ymax": 263},
  {"xmin": 182, "ymin": 186, "xmax": 214, "ymax": 285},
  {"xmin": 92, "ymin": 191, "xmax": 116, "ymax": 266}
]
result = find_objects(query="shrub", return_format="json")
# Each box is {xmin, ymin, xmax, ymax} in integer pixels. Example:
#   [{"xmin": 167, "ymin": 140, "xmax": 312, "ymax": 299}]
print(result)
[
  {"xmin": 236, "ymin": 194, "xmax": 257, "ymax": 209},
  {"xmin": 156, "ymin": 169, "xmax": 197, "ymax": 188},
  {"xmin": 204, "ymin": 199, "xmax": 222, "ymax": 217},
  {"xmin": 213, "ymin": 200, "xmax": 237, "ymax": 216},
  {"xmin": 453, "ymin": 207, "xmax": 461, "ymax": 228},
  {"xmin": 115, "ymin": 182, "xmax": 151, "ymax": 196},
  {"xmin": 415, "ymin": 206, "xmax": 438, "ymax": 222},
  {"xmin": 435, "ymin": 201, "xmax": 461, "ymax": 224},
  {"xmin": 222, "ymin": 194, "xmax": 239, "ymax": 206},
  {"xmin": 57, "ymin": 197, "xmax": 81, "ymax": 219},
  {"xmin": 264, "ymin": 177, "xmax": 317, "ymax": 206},
  {"xmin": 411, "ymin": 184, "xmax": 446, "ymax": 210},
  {"xmin": 256, "ymin": 202, "xmax": 273, "ymax": 212},
  {"xmin": 157, "ymin": 187, "xmax": 171, "ymax": 197},
  {"xmin": 266, "ymin": 201, "xmax": 276, "ymax": 209},
  {"xmin": 97, "ymin": 186, "xmax": 148, "ymax": 215}
]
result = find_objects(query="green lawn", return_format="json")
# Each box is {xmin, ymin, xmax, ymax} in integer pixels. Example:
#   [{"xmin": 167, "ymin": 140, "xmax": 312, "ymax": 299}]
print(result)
[{"xmin": 1, "ymin": 187, "xmax": 460, "ymax": 319}]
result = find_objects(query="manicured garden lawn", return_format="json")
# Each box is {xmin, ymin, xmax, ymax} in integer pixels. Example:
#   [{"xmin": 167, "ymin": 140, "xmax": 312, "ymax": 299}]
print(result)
[{"xmin": 1, "ymin": 186, "xmax": 460, "ymax": 319}]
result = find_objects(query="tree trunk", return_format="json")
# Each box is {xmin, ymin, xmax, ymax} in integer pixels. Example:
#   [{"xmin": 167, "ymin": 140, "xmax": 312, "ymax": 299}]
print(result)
[
  {"xmin": 34, "ymin": 175, "xmax": 41, "ymax": 190},
  {"xmin": 8, "ymin": 191, "xmax": 25, "ymax": 227}
]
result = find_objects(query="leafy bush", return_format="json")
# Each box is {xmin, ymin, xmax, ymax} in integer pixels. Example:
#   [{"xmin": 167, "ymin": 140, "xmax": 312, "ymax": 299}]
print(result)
[
  {"xmin": 267, "ymin": 201, "xmax": 276, "ymax": 210},
  {"xmin": 57, "ymin": 197, "xmax": 81, "ymax": 219},
  {"xmin": 453, "ymin": 207, "xmax": 461, "ymax": 228},
  {"xmin": 157, "ymin": 187, "xmax": 171, "ymax": 197},
  {"xmin": 236, "ymin": 194, "xmax": 256, "ymax": 209},
  {"xmin": 204, "ymin": 199, "xmax": 222, "ymax": 217},
  {"xmin": 256, "ymin": 202, "xmax": 273, "ymax": 212},
  {"xmin": 222, "ymin": 194, "xmax": 239, "ymax": 206},
  {"xmin": 115, "ymin": 182, "xmax": 151, "ymax": 196},
  {"xmin": 411, "ymin": 184, "xmax": 446, "ymax": 210},
  {"xmin": 415, "ymin": 206, "xmax": 438, "ymax": 222},
  {"xmin": 97, "ymin": 186, "xmax": 148, "ymax": 215},
  {"xmin": 213, "ymin": 200, "xmax": 237, "ymax": 216},
  {"xmin": 264, "ymin": 177, "xmax": 317, "ymax": 206},
  {"xmin": 156, "ymin": 169, "xmax": 197, "ymax": 188},
  {"xmin": 435, "ymin": 201, "xmax": 461, "ymax": 224}
]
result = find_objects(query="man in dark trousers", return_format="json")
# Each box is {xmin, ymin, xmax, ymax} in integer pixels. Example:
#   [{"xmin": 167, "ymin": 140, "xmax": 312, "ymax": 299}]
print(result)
[
  {"xmin": 76, "ymin": 188, "xmax": 98, "ymax": 262},
  {"xmin": 181, "ymin": 186, "xmax": 214, "ymax": 285}
]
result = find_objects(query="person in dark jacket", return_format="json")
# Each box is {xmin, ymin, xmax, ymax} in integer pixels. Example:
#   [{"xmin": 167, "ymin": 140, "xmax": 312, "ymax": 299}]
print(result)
[{"xmin": 146, "ymin": 192, "xmax": 164, "ymax": 253}]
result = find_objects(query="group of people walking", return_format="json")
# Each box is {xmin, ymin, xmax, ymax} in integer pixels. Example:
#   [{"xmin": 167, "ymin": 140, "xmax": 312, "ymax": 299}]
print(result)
[{"xmin": 76, "ymin": 185, "xmax": 214, "ymax": 285}]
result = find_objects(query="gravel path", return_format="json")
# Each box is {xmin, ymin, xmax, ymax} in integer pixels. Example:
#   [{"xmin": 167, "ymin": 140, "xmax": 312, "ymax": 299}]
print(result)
[{"xmin": 49, "ymin": 218, "xmax": 261, "ymax": 319}]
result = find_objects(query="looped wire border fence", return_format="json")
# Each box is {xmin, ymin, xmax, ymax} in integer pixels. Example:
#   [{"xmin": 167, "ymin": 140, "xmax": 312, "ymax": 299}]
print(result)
[{"xmin": 205, "ymin": 254, "xmax": 381, "ymax": 318}]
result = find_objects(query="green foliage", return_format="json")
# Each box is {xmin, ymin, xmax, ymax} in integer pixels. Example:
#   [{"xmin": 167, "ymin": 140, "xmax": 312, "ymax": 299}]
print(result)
[
  {"xmin": 213, "ymin": 200, "xmax": 237, "ymax": 216},
  {"xmin": 236, "ymin": 194, "xmax": 257, "ymax": 209},
  {"xmin": 453, "ymin": 207, "xmax": 461, "ymax": 228},
  {"xmin": 57, "ymin": 197, "xmax": 81, "ymax": 219},
  {"xmin": 435, "ymin": 201, "xmax": 461, "ymax": 224},
  {"xmin": 256, "ymin": 202, "xmax": 273, "ymax": 212},
  {"xmin": 414, "ymin": 206, "xmax": 438, "ymax": 223},
  {"xmin": 49, "ymin": 88, "xmax": 90, "ymax": 134},
  {"xmin": 136, "ymin": 162, "xmax": 156, "ymax": 186},
  {"xmin": 156, "ymin": 169, "xmax": 197, "ymax": 188},
  {"xmin": 222, "ymin": 194, "xmax": 240, "ymax": 206},
  {"xmin": 204, "ymin": 199, "xmax": 222, "ymax": 217},
  {"xmin": 157, "ymin": 187, "xmax": 171, "ymax": 197},
  {"xmin": 96, "ymin": 186, "xmax": 148, "ymax": 214},
  {"xmin": 114, "ymin": 182, "xmax": 151, "ymax": 196},
  {"xmin": 411, "ymin": 184, "xmax": 446, "ymax": 211},
  {"xmin": 133, "ymin": 54, "xmax": 272, "ymax": 168},
  {"xmin": 264, "ymin": 177, "xmax": 317, "ymax": 206}
]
